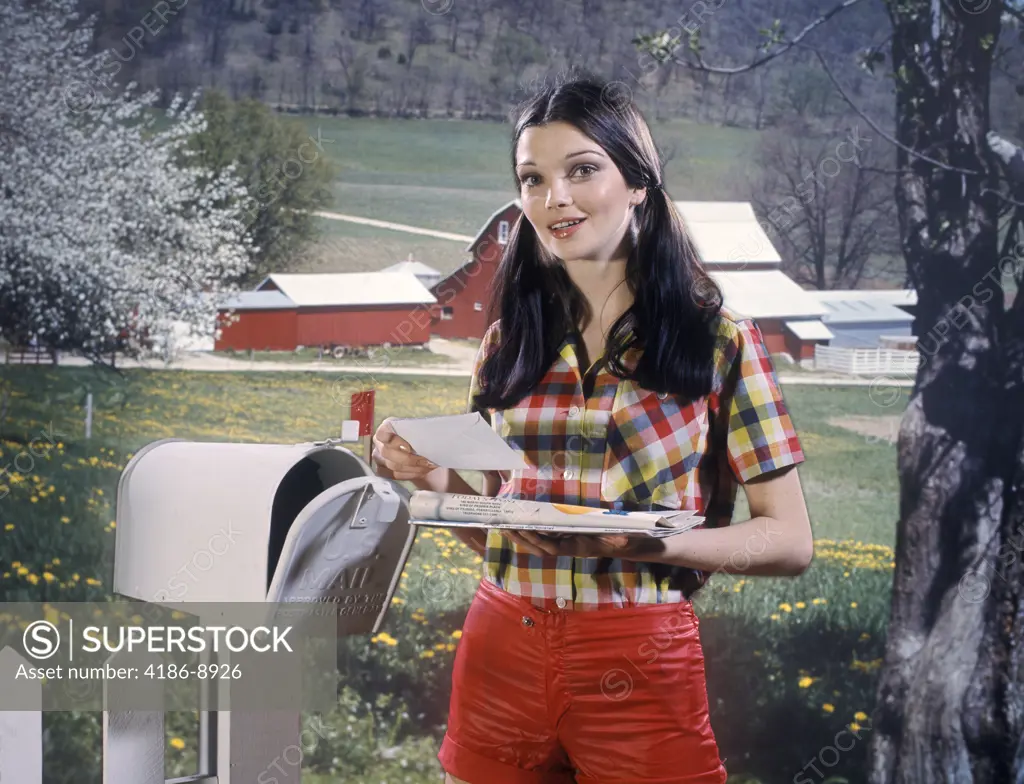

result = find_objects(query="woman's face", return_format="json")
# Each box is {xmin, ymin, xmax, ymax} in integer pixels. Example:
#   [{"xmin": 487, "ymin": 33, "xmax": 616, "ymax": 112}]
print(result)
[{"xmin": 514, "ymin": 121, "xmax": 645, "ymax": 264}]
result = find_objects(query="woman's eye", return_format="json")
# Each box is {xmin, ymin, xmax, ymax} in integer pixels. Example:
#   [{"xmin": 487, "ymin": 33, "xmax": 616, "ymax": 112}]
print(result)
[
  {"xmin": 521, "ymin": 175, "xmax": 539, "ymax": 187},
  {"xmin": 574, "ymin": 165, "xmax": 597, "ymax": 177}
]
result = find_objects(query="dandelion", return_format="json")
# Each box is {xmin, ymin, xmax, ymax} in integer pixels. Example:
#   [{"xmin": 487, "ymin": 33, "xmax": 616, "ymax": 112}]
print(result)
[
  {"xmin": 59, "ymin": 496, "xmax": 66, "ymax": 503},
  {"xmin": 451, "ymin": 630, "xmax": 463, "ymax": 639},
  {"xmin": 11, "ymin": 561, "xmax": 20, "ymax": 568},
  {"xmin": 169, "ymin": 738, "xmax": 185, "ymax": 750},
  {"xmin": 60, "ymin": 516, "xmax": 70, "ymax": 524},
  {"xmin": 85, "ymin": 578, "xmax": 102, "ymax": 587},
  {"xmin": 30, "ymin": 496, "xmax": 38, "ymax": 503},
  {"xmin": 795, "ymin": 602, "xmax": 806, "ymax": 609},
  {"xmin": 52, "ymin": 558, "xmax": 60, "ymax": 565},
  {"xmin": 854, "ymin": 711, "xmax": 869, "ymax": 722},
  {"xmin": 812, "ymin": 598, "xmax": 826, "ymax": 605},
  {"xmin": 3, "ymin": 524, "xmax": 13, "ymax": 531},
  {"xmin": 43, "ymin": 572, "xmax": 56, "ymax": 583},
  {"xmin": 798, "ymin": 676, "xmax": 815, "ymax": 688},
  {"xmin": 822, "ymin": 703, "xmax": 835, "ymax": 714},
  {"xmin": 850, "ymin": 602, "xmax": 858, "ymax": 608},
  {"xmin": 420, "ymin": 650, "xmax": 435, "ymax": 659},
  {"xmin": 770, "ymin": 613, "xmax": 781, "ymax": 621},
  {"xmin": 850, "ymin": 722, "xmax": 861, "ymax": 732},
  {"xmin": 778, "ymin": 603, "xmax": 793, "ymax": 613},
  {"xmin": 26, "ymin": 574, "xmax": 39, "ymax": 585}
]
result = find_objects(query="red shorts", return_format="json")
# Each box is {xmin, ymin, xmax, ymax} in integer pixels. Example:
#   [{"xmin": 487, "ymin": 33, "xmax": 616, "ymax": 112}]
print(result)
[{"xmin": 438, "ymin": 579, "xmax": 728, "ymax": 784}]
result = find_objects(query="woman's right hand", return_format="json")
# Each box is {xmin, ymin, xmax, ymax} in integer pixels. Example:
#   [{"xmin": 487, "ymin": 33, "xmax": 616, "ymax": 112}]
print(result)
[{"xmin": 371, "ymin": 417, "xmax": 440, "ymax": 480}]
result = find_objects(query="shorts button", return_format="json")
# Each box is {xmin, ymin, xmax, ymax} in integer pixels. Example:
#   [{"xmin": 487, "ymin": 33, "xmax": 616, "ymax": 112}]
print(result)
[
  {"xmin": 657, "ymin": 392, "xmax": 668, "ymax": 400},
  {"xmin": 563, "ymin": 469, "xmax": 574, "ymax": 480},
  {"xmin": 521, "ymin": 616, "xmax": 534, "ymax": 627},
  {"xmin": 555, "ymin": 597, "xmax": 567, "ymax": 609},
  {"xmin": 568, "ymin": 406, "xmax": 580, "ymax": 417}
]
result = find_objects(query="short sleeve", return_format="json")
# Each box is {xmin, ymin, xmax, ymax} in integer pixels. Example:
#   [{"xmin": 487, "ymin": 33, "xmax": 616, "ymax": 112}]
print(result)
[
  {"xmin": 466, "ymin": 320, "xmax": 502, "ymax": 423},
  {"xmin": 718, "ymin": 318, "xmax": 805, "ymax": 483}
]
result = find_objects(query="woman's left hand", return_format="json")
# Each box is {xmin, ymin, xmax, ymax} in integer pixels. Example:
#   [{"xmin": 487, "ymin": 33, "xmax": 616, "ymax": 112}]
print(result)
[{"xmin": 498, "ymin": 529, "xmax": 652, "ymax": 560}]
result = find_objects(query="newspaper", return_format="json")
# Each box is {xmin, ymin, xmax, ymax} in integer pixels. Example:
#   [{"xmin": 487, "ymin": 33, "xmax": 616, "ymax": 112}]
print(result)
[{"xmin": 408, "ymin": 491, "xmax": 705, "ymax": 538}]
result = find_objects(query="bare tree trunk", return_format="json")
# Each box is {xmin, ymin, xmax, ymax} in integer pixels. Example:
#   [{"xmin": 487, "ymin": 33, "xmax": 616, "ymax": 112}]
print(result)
[{"xmin": 869, "ymin": 3, "xmax": 1024, "ymax": 782}]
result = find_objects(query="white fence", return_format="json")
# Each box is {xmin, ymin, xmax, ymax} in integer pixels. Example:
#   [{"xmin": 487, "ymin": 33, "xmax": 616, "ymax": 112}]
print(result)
[{"xmin": 814, "ymin": 345, "xmax": 921, "ymax": 375}]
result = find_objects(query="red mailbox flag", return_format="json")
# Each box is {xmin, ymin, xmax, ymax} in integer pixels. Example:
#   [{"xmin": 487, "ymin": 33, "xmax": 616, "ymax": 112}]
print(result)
[{"xmin": 350, "ymin": 390, "xmax": 375, "ymax": 437}]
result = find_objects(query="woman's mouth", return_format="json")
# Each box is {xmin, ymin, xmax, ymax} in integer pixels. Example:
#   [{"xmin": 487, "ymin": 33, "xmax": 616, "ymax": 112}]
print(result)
[{"xmin": 548, "ymin": 217, "xmax": 587, "ymax": 240}]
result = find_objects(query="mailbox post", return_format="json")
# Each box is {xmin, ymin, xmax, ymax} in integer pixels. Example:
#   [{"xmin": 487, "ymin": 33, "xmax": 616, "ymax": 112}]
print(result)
[{"xmin": 110, "ymin": 436, "xmax": 417, "ymax": 783}]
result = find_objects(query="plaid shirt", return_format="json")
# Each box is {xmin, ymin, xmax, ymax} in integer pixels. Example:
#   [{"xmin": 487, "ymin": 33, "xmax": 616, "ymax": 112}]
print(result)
[{"xmin": 467, "ymin": 305, "xmax": 805, "ymax": 611}]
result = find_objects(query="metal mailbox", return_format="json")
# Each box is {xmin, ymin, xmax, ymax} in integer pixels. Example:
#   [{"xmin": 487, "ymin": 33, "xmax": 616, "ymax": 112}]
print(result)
[{"xmin": 113, "ymin": 438, "xmax": 416, "ymax": 636}]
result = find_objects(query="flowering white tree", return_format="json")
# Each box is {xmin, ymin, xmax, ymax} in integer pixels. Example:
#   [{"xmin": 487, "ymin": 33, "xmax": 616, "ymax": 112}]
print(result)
[{"xmin": 0, "ymin": 0, "xmax": 254, "ymax": 366}]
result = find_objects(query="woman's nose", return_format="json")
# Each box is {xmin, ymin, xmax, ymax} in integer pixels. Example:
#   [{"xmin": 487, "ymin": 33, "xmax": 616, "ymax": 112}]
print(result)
[{"xmin": 545, "ymin": 182, "xmax": 572, "ymax": 208}]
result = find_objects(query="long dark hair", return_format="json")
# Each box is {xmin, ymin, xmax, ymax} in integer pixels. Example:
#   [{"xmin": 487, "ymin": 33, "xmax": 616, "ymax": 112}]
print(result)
[{"xmin": 473, "ymin": 75, "xmax": 723, "ymax": 412}]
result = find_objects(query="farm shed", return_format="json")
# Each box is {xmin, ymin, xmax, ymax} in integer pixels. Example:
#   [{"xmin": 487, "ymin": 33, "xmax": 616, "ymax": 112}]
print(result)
[
  {"xmin": 212, "ymin": 272, "xmax": 439, "ymax": 353},
  {"xmin": 812, "ymin": 290, "xmax": 917, "ymax": 348}
]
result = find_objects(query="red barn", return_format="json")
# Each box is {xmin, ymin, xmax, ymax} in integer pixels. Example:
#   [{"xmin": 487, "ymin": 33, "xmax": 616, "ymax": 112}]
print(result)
[
  {"xmin": 215, "ymin": 272, "xmax": 437, "ymax": 352},
  {"xmin": 430, "ymin": 200, "xmax": 521, "ymax": 339}
]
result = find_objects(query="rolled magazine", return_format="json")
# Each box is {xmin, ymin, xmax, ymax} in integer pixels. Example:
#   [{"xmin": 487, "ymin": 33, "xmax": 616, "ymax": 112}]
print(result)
[{"xmin": 408, "ymin": 491, "xmax": 705, "ymax": 538}]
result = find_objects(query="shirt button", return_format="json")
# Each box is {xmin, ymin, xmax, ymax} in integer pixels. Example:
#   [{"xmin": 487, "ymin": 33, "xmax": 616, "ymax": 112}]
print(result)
[
  {"xmin": 568, "ymin": 406, "xmax": 580, "ymax": 417},
  {"xmin": 563, "ymin": 469, "xmax": 574, "ymax": 479},
  {"xmin": 521, "ymin": 616, "xmax": 534, "ymax": 627},
  {"xmin": 555, "ymin": 597, "xmax": 567, "ymax": 609},
  {"xmin": 657, "ymin": 392, "xmax": 668, "ymax": 400}
]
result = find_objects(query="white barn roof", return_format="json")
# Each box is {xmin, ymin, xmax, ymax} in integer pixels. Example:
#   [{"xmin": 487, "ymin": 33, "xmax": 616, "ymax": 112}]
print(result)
[
  {"xmin": 813, "ymin": 289, "xmax": 918, "ymax": 308},
  {"xmin": 816, "ymin": 298, "xmax": 916, "ymax": 326},
  {"xmin": 711, "ymin": 270, "xmax": 828, "ymax": 319},
  {"xmin": 674, "ymin": 201, "xmax": 782, "ymax": 267},
  {"xmin": 218, "ymin": 290, "xmax": 295, "ymax": 310},
  {"xmin": 258, "ymin": 272, "xmax": 437, "ymax": 308},
  {"xmin": 382, "ymin": 259, "xmax": 441, "ymax": 277}
]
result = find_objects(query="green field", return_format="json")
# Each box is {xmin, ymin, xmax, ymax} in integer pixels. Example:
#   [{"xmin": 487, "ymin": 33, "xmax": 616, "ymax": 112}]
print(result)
[{"xmin": 0, "ymin": 364, "xmax": 904, "ymax": 783}]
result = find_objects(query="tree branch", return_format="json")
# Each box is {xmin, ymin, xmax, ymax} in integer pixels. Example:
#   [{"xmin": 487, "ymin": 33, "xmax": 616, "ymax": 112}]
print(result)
[
  {"xmin": 664, "ymin": 0, "xmax": 866, "ymax": 75},
  {"xmin": 806, "ymin": 46, "xmax": 983, "ymax": 176}
]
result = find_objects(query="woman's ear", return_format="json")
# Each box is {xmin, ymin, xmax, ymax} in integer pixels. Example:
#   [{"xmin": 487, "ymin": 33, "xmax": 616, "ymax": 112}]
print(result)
[{"xmin": 631, "ymin": 187, "xmax": 647, "ymax": 206}]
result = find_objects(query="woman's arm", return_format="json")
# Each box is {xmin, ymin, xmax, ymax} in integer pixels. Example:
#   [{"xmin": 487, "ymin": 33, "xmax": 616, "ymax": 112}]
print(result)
[{"xmin": 632, "ymin": 465, "xmax": 813, "ymax": 576}]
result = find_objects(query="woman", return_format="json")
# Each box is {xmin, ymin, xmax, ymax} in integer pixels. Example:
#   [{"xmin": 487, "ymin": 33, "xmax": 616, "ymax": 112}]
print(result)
[{"xmin": 373, "ymin": 76, "xmax": 813, "ymax": 784}]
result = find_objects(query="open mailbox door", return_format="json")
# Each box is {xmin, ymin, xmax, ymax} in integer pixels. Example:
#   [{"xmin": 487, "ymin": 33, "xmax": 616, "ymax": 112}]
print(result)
[{"xmin": 267, "ymin": 476, "xmax": 415, "ymax": 635}]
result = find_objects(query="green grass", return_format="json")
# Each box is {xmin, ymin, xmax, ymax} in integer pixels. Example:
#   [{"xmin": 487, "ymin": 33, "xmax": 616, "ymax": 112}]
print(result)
[
  {"xmin": 300, "ymin": 216, "xmax": 472, "ymax": 278},
  {"xmin": 0, "ymin": 366, "xmax": 905, "ymax": 784}
]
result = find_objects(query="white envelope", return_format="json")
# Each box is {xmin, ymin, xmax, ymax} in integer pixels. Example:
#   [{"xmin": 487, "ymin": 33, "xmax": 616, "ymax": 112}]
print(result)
[{"xmin": 390, "ymin": 412, "xmax": 530, "ymax": 470}]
